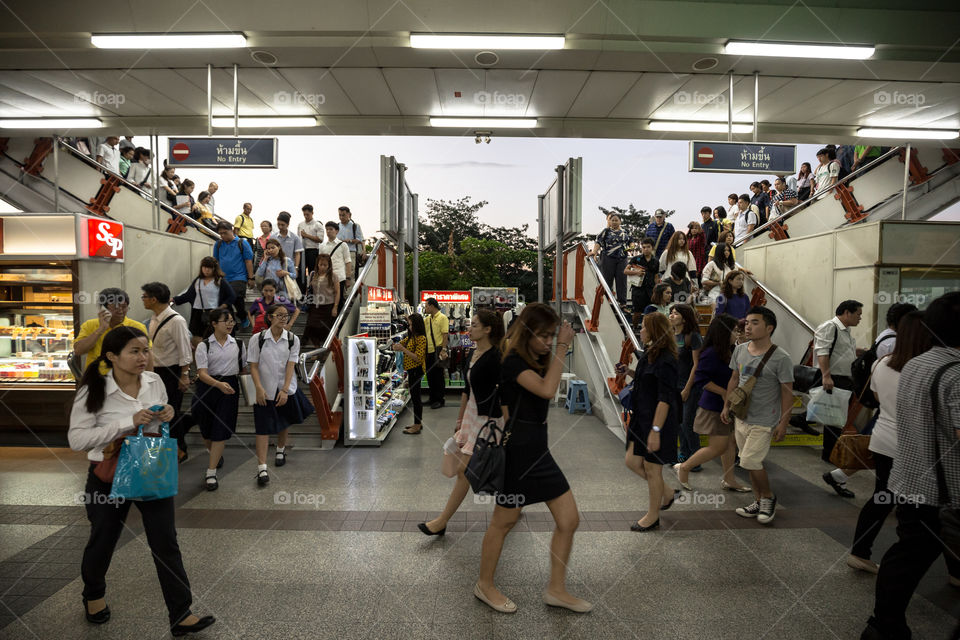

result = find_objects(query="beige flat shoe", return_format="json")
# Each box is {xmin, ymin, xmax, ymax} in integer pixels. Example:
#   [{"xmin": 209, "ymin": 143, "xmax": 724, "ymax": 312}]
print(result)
[
  {"xmin": 543, "ymin": 591, "xmax": 593, "ymax": 613},
  {"xmin": 474, "ymin": 583, "xmax": 517, "ymax": 614}
]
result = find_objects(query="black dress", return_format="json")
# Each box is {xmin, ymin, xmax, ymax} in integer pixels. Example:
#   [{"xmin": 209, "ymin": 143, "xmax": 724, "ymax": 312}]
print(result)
[
  {"xmin": 627, "ymin": 352, "xmax": 680, "ymax": 465},
  {"xmin": 498, "ymin": 353, "xmax": 570, "ymax": 508}
]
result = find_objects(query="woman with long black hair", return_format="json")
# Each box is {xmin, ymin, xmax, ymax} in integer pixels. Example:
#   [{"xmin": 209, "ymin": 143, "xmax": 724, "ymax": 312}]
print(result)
[
  {"xmin": 173, "ymin": 256, "xmax": 236, "ymax": 346},
  {"xmin": 393, "ymin": 313, "xmax": 427, "ymax": 434},
  {"xmin": 476, "ymin": 303, "xmax": 591, "ymax": 615},
  {"xmin": 68, "ymin": 326, "xmax": 215, "ymax": 636},
  {"xmin": 701, "ymin": 242, "xmax": 736, "ymax": 305}
]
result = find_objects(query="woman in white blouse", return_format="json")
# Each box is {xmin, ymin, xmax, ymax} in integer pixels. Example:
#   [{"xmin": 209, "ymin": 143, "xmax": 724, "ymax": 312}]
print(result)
[
  {"xmin": 659, "ymin": 231, "xmax": 697, "ymax": 280},
  {"xmin": 68, "ymin": 326, "xmax": 216, "ymax": 636},
  {"xmin": 701, "ymin": 242, "xmax": 736, "ymax": 304}
]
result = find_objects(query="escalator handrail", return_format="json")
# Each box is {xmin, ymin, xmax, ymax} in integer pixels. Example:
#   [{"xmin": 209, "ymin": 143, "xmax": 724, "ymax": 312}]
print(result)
[
  {"xmin": 53, "ymin": 137, "xmax": 221, "ymax": 241},
  {"xmin": 298, "ymin": 237, "xmax": 387, "ymax": 381},
  {"xmin": 738, "ymin": 264, "xmax": 816, "ymax": 334},
  {"xmin": 734, "ymin": 146, "xmax": 904, "ymax": 248},
  {"xmin": 574, "ymin": 241, "xmax": 643, "ymax": 353}
]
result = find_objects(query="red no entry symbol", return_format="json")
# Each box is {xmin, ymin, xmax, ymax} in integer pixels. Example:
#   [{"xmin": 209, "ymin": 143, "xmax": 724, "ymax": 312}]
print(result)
[
  {"xmin": 172, "ymin": 142, "xmax": 190, "ymax": 161},
  {"xmin": 698, "ymin": 147, "xmax": 714, "ymax": 165}
]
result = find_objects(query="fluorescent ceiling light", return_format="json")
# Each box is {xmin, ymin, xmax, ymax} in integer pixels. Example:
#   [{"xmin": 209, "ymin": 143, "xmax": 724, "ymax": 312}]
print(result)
[
  {"xmin": 429, "ymin": 117, "xmax": 538, "ymax": 128},
  {"xmin": 857, "ymin": 127, "xmax": 959, "ymax": 140},
  {"xmin": 411, "ymin": 34, "xmax": 564, "ymax": 50},
  {"xmin": 649, "ymin": 120, "xmax": 753, "ymax": 133},
  {"xmin": 212, "ymin": 117, "xmax": 316, "ymax": 128},
  {"xmin": 92, "ymin": 33, "xmax": 247, "ymax": 49},
  {"xmin": 725, "ymin": 40, "xmax": 874, "ymax": 60},
  {"xmin": 0, "ymin": 118, "xmax": 103, "ymax": 129}
]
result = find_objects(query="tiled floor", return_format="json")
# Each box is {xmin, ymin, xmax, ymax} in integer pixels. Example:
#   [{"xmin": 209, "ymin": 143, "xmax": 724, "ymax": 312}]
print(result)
[{"xmin": 1, "ymin": 403, "xmax": 957, "ymax": 639}]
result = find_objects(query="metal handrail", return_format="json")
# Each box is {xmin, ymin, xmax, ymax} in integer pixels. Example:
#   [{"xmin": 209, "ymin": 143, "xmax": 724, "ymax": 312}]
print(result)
[
  {"xmin": 54, "ymin": 137, "xmax": 221, "ymax": 241},
  {"xmin": 734, "ymin": 146, "xmax": 904, "ymax": 248},
  {"xmin": 298, "ymin": 238, "xmax": 387, "ymax": 381},
  {"xmin": 575, "ymin": 241, "xmax": 643, "ymax": 353},
  {"xmin": 738, "ymin": 264, "xmax": 815, "ymax": 334}
]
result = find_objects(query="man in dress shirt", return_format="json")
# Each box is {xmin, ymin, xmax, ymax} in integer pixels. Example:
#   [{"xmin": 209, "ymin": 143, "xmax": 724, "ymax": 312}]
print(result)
[
  {"xmin": 95, "ymin": 136, "xmax": 120, "ymax": 174},
  {"xmin": 336, "ymin": 206, "xmax": 364, "ymax": 288},
  {"xmin": 815, "ymin": 299, "xmax": 863, "ymax": 498},
  {"xmin": 272, "ymin": 211, "xmax": 304, "ymax": 282},
  {"xmin": 141, "ymin": 282, "xmax": 193, "ymax": 461},
  {"xmin": 298, "ymin": 204, "xmax": 324, "ymax": 290},
  {"xmin": 319, "ymin": 222, "xmax": 352, "ymax": 303}
]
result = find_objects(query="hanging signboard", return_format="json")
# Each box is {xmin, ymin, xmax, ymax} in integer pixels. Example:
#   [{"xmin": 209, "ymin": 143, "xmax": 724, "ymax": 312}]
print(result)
[
  {"xmin": 166, "ymin": 137, "xmax": 278, "ymax": 168},
  {"xmin": 689, "ymin": 141, "xmax": 796, "ymax": 174},
  {"xmin": 420, "ymin": 290, "xmax": 471, "ymax": 304},
  {"xmin": 367, "ymin": 286, "xmax": 394, "ymax": 304},
  {"xmin": 539, "ymin": 157, "xmax": 582, "ymax": 251}
]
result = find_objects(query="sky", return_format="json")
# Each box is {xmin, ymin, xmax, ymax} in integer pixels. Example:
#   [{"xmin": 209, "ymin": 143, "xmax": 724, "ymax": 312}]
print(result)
[{"xmin": 3, "ymin": 135, "xmax": 958, "ymax": 236}]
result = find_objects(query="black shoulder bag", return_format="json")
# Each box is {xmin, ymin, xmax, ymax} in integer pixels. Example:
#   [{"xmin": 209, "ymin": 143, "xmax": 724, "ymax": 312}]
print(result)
[{"xmin": 465, "ymin": 420, "xmax": 510, "ymax": 496}]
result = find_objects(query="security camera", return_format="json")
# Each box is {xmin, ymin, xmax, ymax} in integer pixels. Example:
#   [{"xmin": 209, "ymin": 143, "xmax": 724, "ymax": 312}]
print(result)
[{"xmin": 475, "ymin": 135, "xmax": 481, "ymax": 144}]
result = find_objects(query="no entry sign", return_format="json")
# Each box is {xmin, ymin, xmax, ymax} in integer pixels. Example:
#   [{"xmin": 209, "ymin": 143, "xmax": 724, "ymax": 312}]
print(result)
[
  {"xmin": 171, "ymin": 142, "xmax": 190, "ymax": 161},
  {"xmin": 689, "ymin": 141, "xmax": 796, "ymax": 174},
  {"xmin": 697, "ymin": 147, "xmax": 714, "ymax": 165},
  {"xmin": 166, "ymin": 137, "xmax": 278, "ymax": 168}
]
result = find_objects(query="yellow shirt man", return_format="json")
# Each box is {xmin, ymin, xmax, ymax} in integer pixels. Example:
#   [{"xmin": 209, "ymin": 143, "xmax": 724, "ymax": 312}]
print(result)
[
  {"xmin": 76, "ymin": 317, "xmax": 149, "ymax": 373},
  {"xmin": 425, "ymin": 310, "xmax": 449, "ymax": 354},
  {"xmin": 234, "ymin": 212, "xmax": 255, "ymax": 239}
]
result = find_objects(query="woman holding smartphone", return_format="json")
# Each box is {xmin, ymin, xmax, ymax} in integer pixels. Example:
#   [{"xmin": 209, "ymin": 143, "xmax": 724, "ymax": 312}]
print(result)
[{"xmin": 68, "ymin": 326, "xmax": 215, "ymax": 636}]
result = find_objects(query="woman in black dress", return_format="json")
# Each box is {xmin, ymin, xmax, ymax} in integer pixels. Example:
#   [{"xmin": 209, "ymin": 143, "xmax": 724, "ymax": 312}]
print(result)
[
  {"xmin": 624, "ymin": 311, "xmax": 681, "ymax": 531},
  {"xmin": 475, "ymin": 303, "xmax": 592, "ymax": 615}
]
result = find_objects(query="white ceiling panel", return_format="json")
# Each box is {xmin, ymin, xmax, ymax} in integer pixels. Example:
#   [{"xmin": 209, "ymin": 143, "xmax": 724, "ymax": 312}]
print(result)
[
  {"xmin": 382, "ymin": 68, "xmax": 439, "ymax": 117},
  {"xmin": 567, "ymin": 71, "xmax": 642, "ymax": 118},
  {"xmin": 609, "ymin": 73, "xmax": 683, "ymax": 119},
  {"xmin": 527, "ymin": 70, "xmax": 590, "ymax": 118},
  {"xmin": 276, "ymin": 69, "xmax": 358, "ymax": 116},
  {"xmin": 0, "ymin": 72, "xmax": 103, "ymax": 117},
  {"xmin": 435, "ymin": 69, "xmax": 487, "ymax": 116},
  {"xmin": 75, "ymin": 69, "xmax": 197, "ymax": 117},
  {"xmin": 123, "ymin": 69, "xmax": 212, "ymax": 116},
  {"xmin": 476, "ymin": 70, "xmax": 538, "ymax": 117},
  {"xmin": 329, "ymin": 68, "xmax": 399, "ymax": 116},
  {"xmin": 22, "ymin": 70, "xmax": 155, "ymax": 116}
]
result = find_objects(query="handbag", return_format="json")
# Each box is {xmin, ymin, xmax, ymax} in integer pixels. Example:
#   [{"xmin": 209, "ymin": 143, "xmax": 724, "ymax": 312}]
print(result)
[
  {"xmin": 806, "ymin": 385, "xmax": 852, "ymax": 426},
  {"xmin": 728, "ymin": 344, "xmax": 777, "ymax": 420},
  {"xmin": 283, "ymin": 275, "xmax": 302, "ymax": 302},
  {"xmin": 829, "ymin": 434, "xmax": 875, "ymax": 470},
  {"xmin": 109, "ymin": 406, "xmax": 178, "ymax": 501},
  {"xmin": 464, "ymin": 420, "xmax": 509, "ymax": 495},
  {"xmin": 93, "ymin": 437, "xmax": 125, "ymax": 483}
]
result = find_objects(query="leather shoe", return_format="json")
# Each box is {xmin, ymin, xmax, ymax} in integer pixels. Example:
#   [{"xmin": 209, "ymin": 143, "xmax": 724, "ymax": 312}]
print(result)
[
  {"xmin": 822, "ymin": 472, "xmax": 855, "ymax": 498},
  {"xmin": 430, "ymin": 401, "xmax": 444, "ymax": 410},
  {"xmin": 417, "ymin": 522, "xmax": 446, "ymax": 536},
  {"xmin": 630, "ymin": 519, "xmax": 660, "ymax": 532},
  {"xmin": 83, "ymin": 598, "xmax": 110, "ymax": 624},
  {"xmin": 171, "ymin": 615, "xmax": 216, "ymax": 637},
  {"xmin": 660, "ymin": 490, "xmax": 679, "ymax": 511}
]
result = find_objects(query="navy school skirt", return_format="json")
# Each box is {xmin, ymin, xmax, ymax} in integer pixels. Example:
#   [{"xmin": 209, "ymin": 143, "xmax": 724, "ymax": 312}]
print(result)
[{"xmin": 252, "ymin": 387, "xmax": 314, "ymax": 435}]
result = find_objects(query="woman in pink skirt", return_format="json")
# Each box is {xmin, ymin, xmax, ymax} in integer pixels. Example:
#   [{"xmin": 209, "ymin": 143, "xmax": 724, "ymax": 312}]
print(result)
[{"xmin": 418, "ymin": 310, "xmax": 505, "ymax": 536}]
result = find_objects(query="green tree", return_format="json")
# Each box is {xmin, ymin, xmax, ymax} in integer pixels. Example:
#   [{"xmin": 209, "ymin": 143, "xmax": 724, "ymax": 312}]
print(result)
[{"xmin": 419, "ymin": 196, "xmax": 487, "ymax": 254}]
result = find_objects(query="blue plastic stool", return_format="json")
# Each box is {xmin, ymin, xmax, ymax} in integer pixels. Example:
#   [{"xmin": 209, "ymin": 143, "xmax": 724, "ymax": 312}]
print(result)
[{"xmin": 565, "ymin": 380, "xmax": 592, "ymax": 415}]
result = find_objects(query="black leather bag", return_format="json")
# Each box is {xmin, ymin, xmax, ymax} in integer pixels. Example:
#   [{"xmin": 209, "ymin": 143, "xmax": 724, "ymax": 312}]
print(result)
[
  {"xmin": 793, "ymin": 365, "xmax": 823, "ymax": 394},
  {"xmin": 465, "ymin": 420, "xmax": 509, "ymax": 496}
]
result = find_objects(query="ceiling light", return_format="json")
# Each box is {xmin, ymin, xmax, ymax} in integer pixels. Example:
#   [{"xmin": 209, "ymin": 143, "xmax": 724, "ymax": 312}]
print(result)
[
  {"xmin": 857, "ymin": 127, "xmax": 959, "ymax": 140},
  {"xmin": 92, "ymin": 33, "xmax": 247, "ymax": 49},
  {"xmin": 411, "ymin": 34, "xmax": 564, "ymax": 50},
  {"xmin": 429, "ymin": 117, "xmax": 537, "ymax": 128},
  {"xmin": 649, "ymin": 120, "xmax": 753, "ymax": 133},
  {"xmin": 724, "ymin": 41, "xmax": 874, "ymax": 60},
  {"xmin": 212, "ymin": 117, "xmax": 317, "ymax": 128},
  {"xmin": 0, "ymin": 118, "xmax": 103, "ymax": 129}
]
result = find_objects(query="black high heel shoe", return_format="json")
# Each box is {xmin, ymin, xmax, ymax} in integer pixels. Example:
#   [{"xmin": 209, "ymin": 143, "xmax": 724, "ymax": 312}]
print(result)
[
  {"xmin": 660, "ymin": 490, "xmax": 680, "ymax": 511},
  {"xmin": 630, "ymin": 519, "xmax": 660, "ymax": 532},
  {"xmin": 417, "ymin": 522, "xmax": 446, "ymax": 536},
  {"xmin": 83, "ymin": 598, "xmax": 110, "ymax": 624},
  {"xmin": 171, "ymin": 615, "xmax": 216, "ymax": 637}
]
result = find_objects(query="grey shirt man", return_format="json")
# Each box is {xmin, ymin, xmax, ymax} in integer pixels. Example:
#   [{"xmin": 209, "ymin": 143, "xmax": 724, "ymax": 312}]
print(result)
[{"xmin": 730, "ymin": 343, "xmax": 794, "ymax": 427}]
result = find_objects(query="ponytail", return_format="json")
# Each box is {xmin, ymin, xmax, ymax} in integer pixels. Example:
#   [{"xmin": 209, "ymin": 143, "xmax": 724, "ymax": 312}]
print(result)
[{"xmin": 80, "ymin": 356, "xmax": 111, "ymax": 414}]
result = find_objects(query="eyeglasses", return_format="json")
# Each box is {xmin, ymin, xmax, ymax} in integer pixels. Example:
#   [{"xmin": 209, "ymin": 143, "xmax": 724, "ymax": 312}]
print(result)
[
  {"xmin": 218, "ymin": 318, "xmax": 236, "ymax": 324},
  {"xmin": 272, "ymin": 315, "xmax": 290, "ymax": 320}
]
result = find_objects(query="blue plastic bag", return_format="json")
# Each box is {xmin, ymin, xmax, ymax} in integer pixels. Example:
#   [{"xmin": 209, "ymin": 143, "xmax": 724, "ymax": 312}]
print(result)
[{"xmin": 109, "ymin": 405, "xmax": 179, "ymax": 502}]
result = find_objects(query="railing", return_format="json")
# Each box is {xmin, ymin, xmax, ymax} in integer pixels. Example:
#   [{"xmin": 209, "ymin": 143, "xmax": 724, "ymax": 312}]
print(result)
[
  {"xmin": 578, "ymin": 241, "xmax": 643, "ymax": 353},
  {"xmin": 739, "ymin": 265, "xmax": 816, "ymax": 365},
  {"xmin": 53, "ymin": 137, "xmax": 221, "ymax": 241},
  {"xmin": 298, "ymin": 237, "xmax": 387, "ymax": 382},
  {"xmin": 734, "ymin": 146, "xmax": 904, "ymax": 248}
]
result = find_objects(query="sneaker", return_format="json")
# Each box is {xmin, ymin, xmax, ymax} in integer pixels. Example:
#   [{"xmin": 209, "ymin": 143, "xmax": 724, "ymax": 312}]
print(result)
[
  {"xmin": 736, "ymin": 500, "xmax": 761, "ymax": 518},
  {"xmin": 846, "ymin": 554, "xmax": 879, "ymax": 574},
  {"xmin": 757, "ymin": 496, "xmax": 777, "ymax": 524}
]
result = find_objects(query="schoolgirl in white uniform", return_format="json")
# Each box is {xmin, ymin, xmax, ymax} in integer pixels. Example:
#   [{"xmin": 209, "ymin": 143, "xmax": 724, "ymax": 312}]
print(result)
[
  {"xmin": 247, "ymin": 303, "xmax": 313, "ymax": 486},
  {"xmin": 192, "ymin": 308, "xmax": 246, "ymax": 491}
]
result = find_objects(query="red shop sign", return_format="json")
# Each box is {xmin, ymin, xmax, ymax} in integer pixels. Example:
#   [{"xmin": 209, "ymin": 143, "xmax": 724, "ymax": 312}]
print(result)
[
  {"xmin": 87, "ymin": 219, "xmax": 124, "ymax": 260},
  {"xmin": 367, "ymin": 285, "xmax": 394, "ymax": 303},
  {"xmin": 421, "ymin": 290, "xmax": 471, "ymax": 304}
]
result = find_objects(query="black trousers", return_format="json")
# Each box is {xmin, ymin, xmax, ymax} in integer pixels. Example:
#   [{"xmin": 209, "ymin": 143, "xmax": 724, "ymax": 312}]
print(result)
[
  {"xmin": 302, "ymin": 248, "xmax": 319, "ymax": 287},
  {"xmin": 425, "ymin": 351, "xmax": 445, "ymax": 405},
  {"xmin": 81, "ymin": 466, "xmax": 193, "ymax": 626},
  {"xmin": 155, "ymin": 365, "xmax": 188, "ymax": 451},
  {"xmin": 228, "ymin": 280, "xmax": 248, "ymax": 322},
  {"xmin": 866, "ymin": 503, "xmax": 960, "ymax": 639},
  {"xmin": 407, "ymin": 366, "xmax": 423, "ymax": 424},
  {"xmin": 851, "ymin": 453, "xmax": 894, "ymax": 560},
  {"xmin": 821, "ymin": 374, "xmax": 854, "ymax": 463},
  {"xmin": 600, "ymin": 255, "xmax": 628, "ymax": 305}
]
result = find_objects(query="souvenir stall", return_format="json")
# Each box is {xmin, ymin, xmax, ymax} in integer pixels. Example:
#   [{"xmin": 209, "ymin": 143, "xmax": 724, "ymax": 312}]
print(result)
[{"xmin": 418, "ymin": 290, "xmax": 474, "ymax": 391}]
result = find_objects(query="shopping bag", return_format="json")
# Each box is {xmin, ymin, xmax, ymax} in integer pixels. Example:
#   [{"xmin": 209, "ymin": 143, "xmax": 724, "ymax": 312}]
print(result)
[
  {"xmin": 441, "ymin": 437, "xmax": 460, "ymax": 478},
  {"xmin": 283, "ymin": 275, "xmax": 302, "ymax": 303},
  {"xmin": 109, "ymin": 406, "xmax": 179, "ymax": 501},
  {"xmin": 806, "ymin": 385, "xmax": 852, "ymax": 427}
]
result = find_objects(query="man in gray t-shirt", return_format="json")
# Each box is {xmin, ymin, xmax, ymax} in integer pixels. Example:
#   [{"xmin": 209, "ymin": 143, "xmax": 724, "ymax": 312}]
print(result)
[{"xmin": 721, "ymin": 306, "xmax": 794, "ymax": 525}]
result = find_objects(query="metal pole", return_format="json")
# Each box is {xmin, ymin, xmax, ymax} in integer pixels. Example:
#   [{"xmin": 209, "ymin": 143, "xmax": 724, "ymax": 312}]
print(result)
[
  {"xmin": 233, "ymin": 63, "xmax": 239, "ymax": 137},
  {"xmin": 554, "ymin": 165, "xmax": 564, "ymax": 316},
  {"xmin": 753, "ymin": 71, "xmax": 759, "ymax": 143},
  {"xmin": 397, "ymin": 164, "xmax": 406, "ymax": 302},
  {"xmin": 901, "ymin": 143, "xmax": 911, "ymax": 221},
  {"xmin": 52, "ymin": 135, "xmax": 59, "ymax": 212},
  {"xmin": 728, "ymin": 73, "xmax": 734, "ymax": 142},
  {"xmin": 152, "ymin": 133, "xmax": 160, "ymax": 228},
  {"xmin": 207, "ymin": 64, "xmax": 213, "ymax": 137},
  {"xmin": 537, "ymin": 194, "xmax": 544, "ymax": 303},
  {"xmin": 412, "ymin": 192, "xmax": 419, "ymax": 304}
]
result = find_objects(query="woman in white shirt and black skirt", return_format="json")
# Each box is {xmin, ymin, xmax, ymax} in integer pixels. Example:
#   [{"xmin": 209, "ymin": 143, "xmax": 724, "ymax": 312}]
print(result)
[
  {"xmin": 173, "ymin": 256, "xmax": 236, "ymax": 346},
  {"xmin": 192, "ymin": 308, "xmax": 246, "ymax": 491},
  {"xmin": 68, "ymin": 326, "xmax": 215, "ymax": 636},
  {"xmin": 247, "ymin": 303, "xmax": 314, "ymax": 486}
]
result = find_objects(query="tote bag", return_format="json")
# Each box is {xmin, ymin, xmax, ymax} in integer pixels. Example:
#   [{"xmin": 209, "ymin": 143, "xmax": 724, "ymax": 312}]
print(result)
[
  {"xmin": 109, "ymin": 406, "xmax": 179, "ymax": 501},
  {"xmin": 806, "ymin": 386, "xmax": 852, "ymax": 427}
]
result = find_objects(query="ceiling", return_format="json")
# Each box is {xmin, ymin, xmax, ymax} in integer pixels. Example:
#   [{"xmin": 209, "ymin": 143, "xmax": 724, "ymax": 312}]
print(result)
[{"xmin": 0, "ymin": 0, "xmax": 958, "ymax": 142}]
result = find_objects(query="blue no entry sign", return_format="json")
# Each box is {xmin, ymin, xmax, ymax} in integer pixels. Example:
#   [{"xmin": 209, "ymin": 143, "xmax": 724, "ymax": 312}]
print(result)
[
  {"xmin": 689, "ymin": 141, "xmax": 796, "ymax": 174},
  {"xmin": 166, "ymin": 138, "xmax": 277, "ymax": 168}
]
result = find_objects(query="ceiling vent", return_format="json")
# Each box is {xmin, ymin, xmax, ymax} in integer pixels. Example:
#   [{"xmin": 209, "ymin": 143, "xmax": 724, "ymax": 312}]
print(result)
[{"xmin": 475, "ymin": 51, "xmax": 499, "ymax": 66}]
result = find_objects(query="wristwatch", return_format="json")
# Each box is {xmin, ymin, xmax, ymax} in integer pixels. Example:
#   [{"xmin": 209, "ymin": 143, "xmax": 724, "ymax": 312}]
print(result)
[{"xmin": 651, "ymin": 425, "xmax": 662, "ymax": 433}]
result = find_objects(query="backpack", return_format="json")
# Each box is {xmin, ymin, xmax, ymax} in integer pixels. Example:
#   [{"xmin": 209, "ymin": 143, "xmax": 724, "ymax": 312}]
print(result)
[
  {"xmin": 258, "ymin": 329, "xmax": 295, "ymax": 352},
  {"xmin": 251, "ymin": 300, "xmax": 268, "ymax": 333},
  {"xmin": 850, "ymin": 333, "xmax": 896, "ymax": 409}
]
